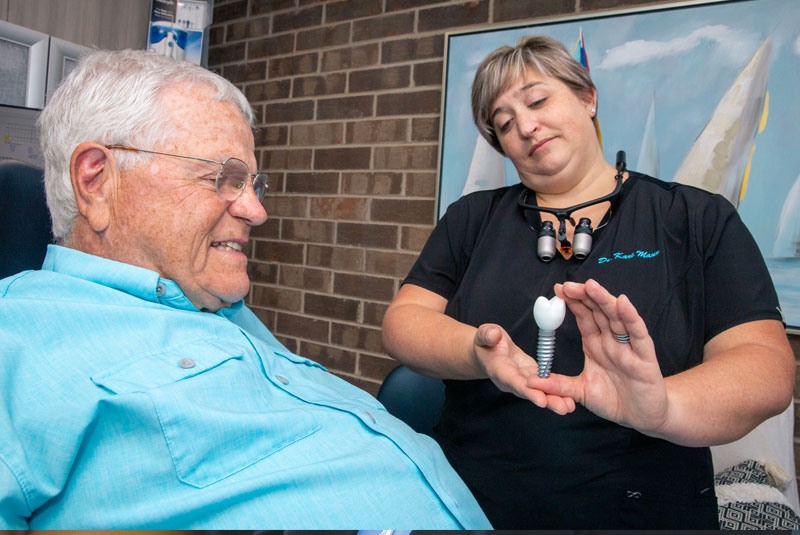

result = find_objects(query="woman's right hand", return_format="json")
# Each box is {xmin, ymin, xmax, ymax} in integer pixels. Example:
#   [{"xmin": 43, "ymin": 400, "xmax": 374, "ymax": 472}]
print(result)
[{"xmin": 473, "ymin": 323, "xmax": 576, "ymax": 415}]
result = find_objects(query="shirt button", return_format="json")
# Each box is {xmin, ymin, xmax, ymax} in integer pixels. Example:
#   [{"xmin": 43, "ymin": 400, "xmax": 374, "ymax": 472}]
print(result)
[
  {"xmin": 156, "ymin": 283, "xmax": 166, "ymax": 297},
  {"xmin": 178, "ymin": 358, "xmax": 196, "ymax": 369},
  {"xmin": 276, "ymin": 375, "xmax": 289, "ymax": 385}
]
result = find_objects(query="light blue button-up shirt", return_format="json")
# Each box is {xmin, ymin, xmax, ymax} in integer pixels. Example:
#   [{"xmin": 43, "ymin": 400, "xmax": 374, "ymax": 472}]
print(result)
[{"xmin": 0, "ymin": 245, "xmax": 491, "ymax": 530}]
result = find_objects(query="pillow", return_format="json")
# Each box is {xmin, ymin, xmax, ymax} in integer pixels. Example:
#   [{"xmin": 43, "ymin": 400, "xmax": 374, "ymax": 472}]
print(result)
[{"xmin": 715, "ymin": 459, "xmax": 800, "ymax": 529}]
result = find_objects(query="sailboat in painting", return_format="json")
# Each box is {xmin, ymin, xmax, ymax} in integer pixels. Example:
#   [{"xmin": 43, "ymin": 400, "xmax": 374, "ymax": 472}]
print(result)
[
  {"xmin": 773, "ymin": 174, "xmax": 800, "ymax": 258},
  {"xmin": 672, "ymin": 37, "xmax": 772, "ymax": 208}
]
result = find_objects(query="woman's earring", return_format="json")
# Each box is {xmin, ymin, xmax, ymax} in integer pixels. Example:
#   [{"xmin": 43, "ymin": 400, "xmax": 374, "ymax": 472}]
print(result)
[{"xmin": 590, "ymin": 107, "xmax": 596, "ymax": 114}]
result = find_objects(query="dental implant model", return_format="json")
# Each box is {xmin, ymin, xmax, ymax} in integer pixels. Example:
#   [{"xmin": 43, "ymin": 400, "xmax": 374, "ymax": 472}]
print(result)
[{"xmin": 533, "ymin": 295, "xmax": 566, "ymax": 378}]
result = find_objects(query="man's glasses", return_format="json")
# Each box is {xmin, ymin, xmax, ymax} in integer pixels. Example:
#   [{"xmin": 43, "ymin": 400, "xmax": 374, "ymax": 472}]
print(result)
[{"xmin": 105, "ymin": 144, "xmax": 268, "ymax": 202}]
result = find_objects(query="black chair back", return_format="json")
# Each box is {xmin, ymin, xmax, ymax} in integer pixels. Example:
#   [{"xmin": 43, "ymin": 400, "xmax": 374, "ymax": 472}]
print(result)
[
  {"xmin": 377, "ymin": 365, "xmax": 445, "ymax": 436},
  {"xmin": 0, "ymin": 160, "xmax": 52, "ymax": 279}
]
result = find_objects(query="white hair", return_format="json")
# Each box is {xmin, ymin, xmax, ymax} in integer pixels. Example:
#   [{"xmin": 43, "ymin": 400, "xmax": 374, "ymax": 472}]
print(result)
[{"xmin": 39, "ymin": 49, "xmax": 254, "ymax": 240}]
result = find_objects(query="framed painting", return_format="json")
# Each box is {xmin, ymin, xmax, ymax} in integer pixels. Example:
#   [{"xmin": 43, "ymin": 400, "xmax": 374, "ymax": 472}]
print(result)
[{"xmin": 438, "ymin": 0, "xmax": 800, "ymax": 330}]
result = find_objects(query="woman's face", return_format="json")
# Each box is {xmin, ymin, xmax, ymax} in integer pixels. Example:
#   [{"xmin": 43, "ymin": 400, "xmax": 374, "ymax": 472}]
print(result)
[{"xmin": 490, "ymin": 68, "xmax": 598, "ymax": 194}]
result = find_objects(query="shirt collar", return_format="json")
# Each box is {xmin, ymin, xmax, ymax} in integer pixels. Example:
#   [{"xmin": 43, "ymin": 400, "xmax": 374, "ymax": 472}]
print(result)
[{"xmin": 42, "ymin": 244, "xmax": 244, "ymax": 316}]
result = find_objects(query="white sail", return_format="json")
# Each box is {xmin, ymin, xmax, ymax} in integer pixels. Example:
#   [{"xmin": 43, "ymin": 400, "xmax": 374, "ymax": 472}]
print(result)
[
  {"xmin": 461, "ymin": 134, "xmax": 505, "ymax": 196},
  {"xmin": 773, "ymin": 173, "xmax": 800, "ymax": 258},
  {"xmin": 637, "ymin": 95, "xmax": 659, "ymax": 177},
  {"xmin": 673, "ymin": 37, "xmax": 772, "ymax": 207}
]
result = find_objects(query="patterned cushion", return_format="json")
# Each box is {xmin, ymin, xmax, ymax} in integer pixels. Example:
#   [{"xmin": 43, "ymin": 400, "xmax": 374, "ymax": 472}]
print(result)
[{"xmin": 715, "ymin": 459, "xmax": 800, "ymax": 530}]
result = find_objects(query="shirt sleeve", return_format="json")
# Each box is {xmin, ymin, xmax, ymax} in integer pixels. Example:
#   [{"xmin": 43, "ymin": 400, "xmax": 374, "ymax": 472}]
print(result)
[
  {"xmin": 699, "ymin": 194, "xmax": 783, "ymax": 341},
  {"xmin": 0, "ymin": 456, "xmax": 30, "ymax": 529},
  {"xmin": 403, "ymin": 192, "xmax": 489, "ymax": 300}
]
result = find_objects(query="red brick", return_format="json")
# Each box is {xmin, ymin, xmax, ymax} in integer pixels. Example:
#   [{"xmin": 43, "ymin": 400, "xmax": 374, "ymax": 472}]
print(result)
[
  {"xmin": 307, "ymin": 245, "xmax": 365, "ymax": 271},
  {"xmin": 370, "ymin": 199, "xmax": 435, "ymax": 225},
  {"xmin": 413, "ymin": 60, "xmax": 443, "ymax": 87},
  {"xmin": 349, "ymin": 119, "xmax": 408, "ymax": 146},
  {"xmin": 322, "ymin": 44, "xmax": 380, "ymax": 72},
  {"xmin": 305, "ymin": 293, "xmax": 360, "ymax": 321},
  {"xmin": 253, "ymin": 240, "xmax": 305, "ymax": 264},
  {"xmin": 254, "ymin": 125, "xmax": 289, "ymax": 147},
  {"xmin": 248, "ymin": 34, "xmax": 294, "ymax": 60},
  {"xmin": 325, "ymin": 0, "xmax": 383, "ymax": 23},
  {"xmin": 210, "ymin": 26, "xmax": 224, "ymax": 45},
  {"xmin": 213, "ymin": 0, "xmax": 248, "ymax": 23},
  {"xmin": 334, "ymin": 273, "xmax": 396, "ymax": 301},
  {"xmin": 418, "ymin": 1, "xmax": 489, "ymax": 32},
  {"xmin": 353, "ymin": 12, "xmax": 414, "ymax": 42},
  {"xmin": 337, "ymin": 222, "xmax": 398, "ymax": 249},
  {"xmin": 309, "ymin": 197, "xmax": 369, "ymax": 221},
  {"xmin": 291, "ymin": 122, "xmax": 345, "ymax": 146},
  {"xmin": 363, "ymin": 301, "xmax": 389, "ymax": 327},
  {"xmin": 342, "ymin": 172, "xmax": 403, "ymax": 195},
  {"xmin": 264, "ymin": 195, "xmax": 308, "ymax": 218},
  {"xmin": 335, "ymin": 372, "xmax": 381, "ymax": 396},
  {"xmin": 300, "ymin": 340, "xmax": 357, "ymax": 373},
  {"xmin": 381, "ymin": 35, "xmax": 443, "ymax": 64},
  {"xmin": 285, "ymin": 172, "xmax": 340, "ymax": 194},
  {"xmin": 246, "ymin": 259, "xmax": 278, "ymax": 284},
  {"xmin": 315, "ymin": 147, "xmax": 371, "ymax": 170},
  {"xmin": 226, "ymin": 16, "xmax": 271, "ymax": 41},
  {"xmin": 386, "ymin": 0, "xmax": 440, "ymax": 10},
  {"xmin": 223, "ymin": 61, "xmax": 267, "ymax": 84},
  {"xmin": 493, "ymin": 0, "xmax": 573, "ymax": 22},
  {"xmin": 365, "ymin": 250, "xmax": 418, "ymax": 277},
  {"xmin": 250, "ymin": 284, "xmax": 302, "ymax": 311},
  {"xmin": 377, "ymin": 90, "xmax": 440, "ymax": 116},
  {"xmin": 275, "ymin": 334, "xmax": 298, "ymax": 353},
  {"xmin": 263, "ymin": 100, "xmax": 315, "ymax": 123},
  {"xmin": 269, "ymin": 53, "xmax": 319, "ymax": 78},
  {"xmin": 359, "ymin": 353, "xmax": 399, "ymax": 380},
  {"xmin": 292, "ymin": 73, "xmax": 347, "ymax": 98},
  {"xmin": 373, "ymin": 145, "xmax": 438, "ymax": 170},
  {"xmin": 410, "ymin": 117, "xmax": 440, "ymax": 142},
  {"xmin": 250, "ymin": 0, "xmax": 295, "ymax": 16},
  {"xmin": 250, "ymin": 217, "xmax": 280, "ymax": 239},
  {"xmin": 401, "ymin": 225, "xmax": 433, "ymax": 252},
  {"xmin": 247, "ymin": 80, "xmax": 291, "ymax": 103},
  {"xmin": 297, "ymin": 22, "xmax": 351, "ymax": 51},
  {"xmin": 208, "ymin": 42, "xmax": 246, "ymax": 66},
  {"xmin": 406, "ymin": 172, "xmax": 437, "ymax": 198},
  {"xmin": 279, "ymin": 265, "xmax": 333, "ymax": 292},
  {"xmin": 261, "ymin": 149, "xmax": 313, "ymax": 170},
  {"xmin": 318, "ymin": 96, "xmax": 374, "ymax": 120},
  {"xmin": 273, "ymin": 5, "xmax": 323, "ymax": 33},
  {"xmin": 282, "ymin": 219, "xmax": 335, "ymax": 243},
  {"xmin": 330, "ymin": 322, "xmax": 384, "ymax": 353},
  {"xmin": 276, "ymin": 312, "xmax": 329, "ymax": 343},
  {"xmin": 349, "ymin": 66, "xmax": 410, "ymax": 93}
]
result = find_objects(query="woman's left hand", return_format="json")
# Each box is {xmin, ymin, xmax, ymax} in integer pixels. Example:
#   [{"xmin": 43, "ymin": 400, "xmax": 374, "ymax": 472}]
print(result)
[{"xmin": 525, "ymin": 279, "xmax": 672, "ymax": 435}]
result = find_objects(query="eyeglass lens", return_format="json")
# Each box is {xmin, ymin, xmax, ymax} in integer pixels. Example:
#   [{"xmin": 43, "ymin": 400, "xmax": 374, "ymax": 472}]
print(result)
[{"xmin": 219, "ymin": 158, "xmax": 268, "ymax": 202}]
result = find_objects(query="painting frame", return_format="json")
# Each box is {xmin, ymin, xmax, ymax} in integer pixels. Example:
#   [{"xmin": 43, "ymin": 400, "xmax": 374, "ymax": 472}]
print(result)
[{"xmin": 437, "ymin": 0, "xmax": 800, "ymax": 331}]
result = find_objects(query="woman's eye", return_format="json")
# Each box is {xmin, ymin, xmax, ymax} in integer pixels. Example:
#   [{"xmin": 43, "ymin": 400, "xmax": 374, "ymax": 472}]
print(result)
[
  {"xmin": 529, "ymin": 98, "xmax": 546, "ymax": 108},
  {"xmin": 498, "ymin": 119, "xmax": 512, "ymax": 134}
]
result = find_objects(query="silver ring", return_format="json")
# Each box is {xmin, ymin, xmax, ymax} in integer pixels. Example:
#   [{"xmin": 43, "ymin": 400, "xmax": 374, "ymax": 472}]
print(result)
[{"xmin": 613, "ymin": 332, "xmax": 631, "ymax": 344}]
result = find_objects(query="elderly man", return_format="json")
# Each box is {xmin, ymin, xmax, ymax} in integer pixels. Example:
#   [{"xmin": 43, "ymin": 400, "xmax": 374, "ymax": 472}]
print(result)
[{"xmin": 0, "ymin": 49, "xmax": 490, "ymax": 530}]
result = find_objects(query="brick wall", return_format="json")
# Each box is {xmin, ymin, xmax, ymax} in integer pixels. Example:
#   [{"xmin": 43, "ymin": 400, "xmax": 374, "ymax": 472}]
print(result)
[{"xmin": 208, "ymin": 0, "xmax": 800, "ymax": 472}]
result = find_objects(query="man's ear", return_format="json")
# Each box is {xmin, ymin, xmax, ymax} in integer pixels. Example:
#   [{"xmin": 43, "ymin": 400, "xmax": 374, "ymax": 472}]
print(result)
[{"xmin": 70, "ymin": 143, "xmax": 115, "ymax": 232}]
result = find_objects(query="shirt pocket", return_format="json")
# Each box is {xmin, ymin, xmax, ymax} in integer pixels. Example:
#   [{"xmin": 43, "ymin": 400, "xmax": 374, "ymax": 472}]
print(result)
[{"xmin": 91, "ymin": 339, "xmax": 321, "ymax": 488}]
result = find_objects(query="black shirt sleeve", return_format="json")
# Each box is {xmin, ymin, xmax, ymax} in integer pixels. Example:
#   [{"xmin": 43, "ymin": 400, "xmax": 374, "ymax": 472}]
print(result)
[{"xmin": 698, "ymin": 193, "xmax": 783, "ymax": 341}]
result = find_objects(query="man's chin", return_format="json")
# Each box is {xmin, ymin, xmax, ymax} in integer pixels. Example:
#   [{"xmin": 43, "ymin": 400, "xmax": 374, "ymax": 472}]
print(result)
[{"xmin": 190, "ymin": 282, "xmax": 250, "ymax": 312}]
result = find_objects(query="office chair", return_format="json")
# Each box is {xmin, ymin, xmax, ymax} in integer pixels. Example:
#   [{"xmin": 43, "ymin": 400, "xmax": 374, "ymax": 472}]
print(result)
[
  {"xmin": 377, "ymin": 365, "xmax": 445, "ymax": 436},
  {"xmin": 0, "ymin": 160, "xmax": 52, "ymax": 279}
]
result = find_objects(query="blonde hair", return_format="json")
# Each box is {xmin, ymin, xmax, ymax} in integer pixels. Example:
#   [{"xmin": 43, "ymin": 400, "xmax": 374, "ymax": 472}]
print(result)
[{"xmin": 471, "ymin": 34, "xmax": 596, "ymax": 155}]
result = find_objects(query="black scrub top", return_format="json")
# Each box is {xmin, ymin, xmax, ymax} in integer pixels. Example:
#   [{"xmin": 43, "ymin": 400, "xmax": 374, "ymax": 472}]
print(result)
[{"xmin": 404, "ymin": 172, "xmax": 782, "ymax": 529}]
